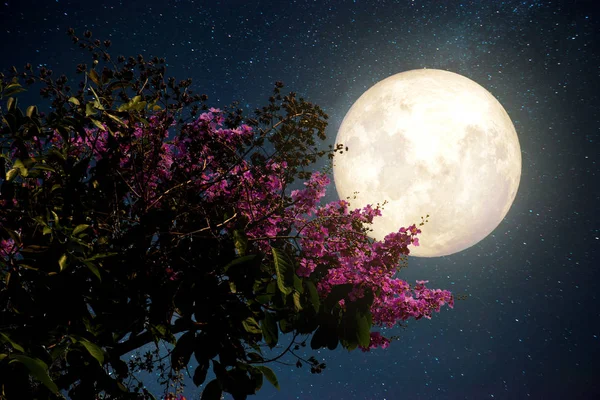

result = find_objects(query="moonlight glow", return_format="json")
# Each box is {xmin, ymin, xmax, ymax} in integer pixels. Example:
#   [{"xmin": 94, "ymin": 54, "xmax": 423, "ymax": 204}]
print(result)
[{"xmin": 333, "ymin": 69, "xmax": 521, "ymax": 257}]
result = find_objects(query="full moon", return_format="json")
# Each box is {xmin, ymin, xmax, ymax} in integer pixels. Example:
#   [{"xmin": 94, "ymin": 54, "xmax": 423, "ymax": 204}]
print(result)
[{"xmin": 333, "ymin": 69, "xmax": 521, "ymax": 257}]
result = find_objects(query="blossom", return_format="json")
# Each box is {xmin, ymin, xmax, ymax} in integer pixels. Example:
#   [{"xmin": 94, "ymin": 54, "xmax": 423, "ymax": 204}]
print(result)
[
  {"xmin": 0, "ymin": 238, "xmax": 21, "ymax": 262},
  {"xmin": 1, "ymin": 103, "xmax": 452, "ymax": 356},
  {"xmin": 361, "ymin": 331, "xmax": 390, "ymax": 351}
]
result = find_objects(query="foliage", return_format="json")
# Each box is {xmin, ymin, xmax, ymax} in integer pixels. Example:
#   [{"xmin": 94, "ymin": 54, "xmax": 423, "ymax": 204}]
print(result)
[{"xmin": 0, "ymin": 29, "xmax": 453, "ymax": 399}]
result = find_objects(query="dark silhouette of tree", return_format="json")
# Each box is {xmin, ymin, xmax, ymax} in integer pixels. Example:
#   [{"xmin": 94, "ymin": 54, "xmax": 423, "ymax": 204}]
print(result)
[{"xmin": 0, "ymin": 29, "xmax": 452, "ymax": 399}]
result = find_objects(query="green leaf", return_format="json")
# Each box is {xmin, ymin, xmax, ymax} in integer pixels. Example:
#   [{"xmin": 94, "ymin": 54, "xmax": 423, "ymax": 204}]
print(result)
[
  {"xmin": 272, "ymin": 247, "xmax": 293, "ymax": 295},
  {"xmin": 26, "ymin": 105, "xmax": 38, "ymax": 118},
  {"xmin": 88, "ymin": 70, "xmax": 101, "ymax": 86},
  {"xmin": 6, "ymin": 168, "xmax": 18, "ymax": 181},
  {"xmin": 171, "ymin": 331, "xmax": 195, "ymax": 370},
  {"xmin": 293, "ymin": 274, "xmax": 304, "ymax": 294},
  {"xmin": 72, "ymin": 224, "xmax": 90, "ymax": 236},
  {"xmin": 6, "ymin": 97, "xmax": 15, "ymax": 111},
  {"xmin": 88, "ymin": 86, "xmax": 103, "ymax": 105},
  {"xmin": 117, "ymin": 95, "xmax": 147, "ymax": 112},
  {"xmin": 48, "ymin": 148, "xmax": 66, "ymax": 162},
  {"xmin": 247, "ymin": 352, "xmax": 264, "ymax": 362},
  {"xmin": 50, "ymin": 211, "xmax": 61, "ymax": 228},
  {"xmin": 233, "ymin": 230, "xmax": 248, "ymax": 256},
  {"xmin": 89, "ymin": 118, "xmax": 106, "ymax": 131},
  {"xmin": 106, "ymin": 80, "xmax": 131, "ymax": 92},
  {"xmin": 84, "ymin": 261, "xmax": 101, "ymax": 281},
  {"xmin": 58, "ymin": 253, "xmax": 67, "ymax": 272},
  {"xmin": 261, "ymin": 312, "xmax": 278, "ymax": 348},
  {"xmin": 31, "ymin": 164, "xmax": 56, "ymax": 173},
  {"xmin": 105, "ymin": 111, "xmax": 127, "ymax": 126},
  {"xmin": 305, "ymin": 280, "xmax": 320, "ymax": 312},
  {"xmin": 34, "ymin": 216, "xmax": 48, "ymax": 229},
  {"xmin": 75, "ymin": 337, "xmax": 105, "ymax": 365},
  {"xmin": 311, "ymin": 319, "xmax": 339, "ymax": 351},
  {"xmin": 84, "ymin": 252, "xmax": 118, "ymax": 261},
  {"xmin": 279, "ymin": 318, "xmax": 292, "ymax": 334},
  {"xmin": 201, "ymin": 379, "xmax": 223, "ymax": 400},
  {"xmin": 193, "ymin": 360, "xmax": 209, "ymax": 387},
  {"xmin": 223, "ymin": 254, "xmax": 258, "ymax": 272},
  {"xmin": 242, "ymin": 317, "xmax": 262, "ymax": 334},
  {"xmin": 68, "ymin": 97, "xmax": 81, "ymax": 106},
  {"xmin": 293, "ymin": 291, "xmax": 302, "ymax": 312},
  {"xmin": 355, "ymin": 312, "xmax": 372, "ymax": 348},
  {"xmin": 16, "ymin": 263, "xmax": 38, "ymax": 271},
  {"xmin": 324, "ymin": 283, "xmax": 353, "ymax": 311},
  {"xmin": 10, "ymin": 355, "xmax": 58, "ymax": 394},
  {"xmin": 85, "ymin": 102, "xmax": 97, "ymax": 117},
  {"xmin": 20, "ymin": 245, "xmax": 49, "ymax": 253},
  {"xmin": 256, "ymin": 366, "xmax": 279, "ymax": 390},
  {"xmin": 249, "ymin": 365, "xmax": 264, "ymax": 392},
  {"xmin": 310, "ymin": 325, "xmax": 327, "ymax": 350},
  {"xmin": 3, "ymin": 84, "xmax": 26, "ymax": 97},
  {"xmin": 149, "ymin": 324, "xmax": 176, "ymax": 344},
  {"xmin": 13, "ymin": 159, "xmax": 28, "ymax": 177},
  {"xmin": 0, "ymin": 332, "xmax": 24, "ymax": 352}
]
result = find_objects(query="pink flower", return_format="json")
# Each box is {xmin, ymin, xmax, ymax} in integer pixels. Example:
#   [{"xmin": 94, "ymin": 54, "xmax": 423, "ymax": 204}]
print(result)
[
  {"xmin": 0, "ymin": 238, "xmax": 21, "ymax": 261},
  {"xmin": 360, "ymin": 331, "xmax": 390, "ymax": 351}
]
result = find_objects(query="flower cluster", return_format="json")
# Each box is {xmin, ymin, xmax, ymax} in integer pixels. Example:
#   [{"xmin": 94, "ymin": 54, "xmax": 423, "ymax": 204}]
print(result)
[
  {"xmin": 166, "ymin": 112, "xmax": 453, "ymax": 349},
  {"xmin": 1, "ymin": 107, "xmax": 452, "ymax": 352},
  {"xmin": 281, "ymin": 173, "xmax": 453, "ymax": 348},
  {"xmin": 363, "ymin": 331, "xmax": 391, "ymax": 352},
  {"xmin": 154, "ymin": 110, "xmax": 453, "ymax": 349},
  {"xmin": 0, "ymin": 238, "xmax": 20, "ymax": 262}
]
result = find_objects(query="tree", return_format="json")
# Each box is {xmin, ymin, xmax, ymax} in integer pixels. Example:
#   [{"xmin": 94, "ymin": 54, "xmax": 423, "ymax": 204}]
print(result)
[{"xmin": 0, "ymin": 29, "xmax": 453, "ymax": 399}]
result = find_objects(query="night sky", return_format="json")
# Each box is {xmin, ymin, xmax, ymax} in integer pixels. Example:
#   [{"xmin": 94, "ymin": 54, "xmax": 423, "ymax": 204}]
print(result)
[{"xmin": 1, "ymin": 0, "xmax": 599, "ymax": 399}]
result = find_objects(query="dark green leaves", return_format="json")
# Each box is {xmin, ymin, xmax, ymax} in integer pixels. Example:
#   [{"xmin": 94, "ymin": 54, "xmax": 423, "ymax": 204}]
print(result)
[
  {"xmin": 58, "ymin": 253, "xmax": 68, "ymax": 272},
  {"xmin": 261, "ymin": 312, "xmax": 278, "ymax": 348},
  {"xmin": 9, "ymin": 355, "xmax": 58, "ymax": 394},
  {"xmin": 70, "ymin": 336, "xmax": 105, "ymax": 366},
  {"xmin": 171, "ymin": 331, "xmax": 196, "ymax": 371},
  {"xmin": 242, "ymin": 317, "xmax": 262, "ymax": 335},
  {"xmin": 256, "ymin": 366, "xmax": 279, "ymax": 390},
  {"xmin": 340, "ymin": 288, "xmax": 374, "ymax": 350},
  {"xmin": 117, "ymin": 95, "xmax": 147, "ymax": 112},
  {"xmin": 272, "ymin": 247, "xmax": 294, "ymax": 295},
  {"xmin": 193, "ymin": 360, "xmax": 210, "ymax": 386},
  {"xmin": 1, "ymin": 83, "xmax": 27, "ymax": 97},
  {"xmin": 72, "ymin": 224, "xmax": 90, "ymax": 236},
  {"xmin": 0, "ymin": 45, "xmax": 388, "ymax": 400},
  {"xmin": 233, "ymin": 229, "xmax": 248, "ymax": 256},
  {"xmin": 305, "ymin": 280, "xmax": 321, "ymax": 312},
  {"xmin": 201, "ymin": 379, "xmax": 223, "ymax": 400},
  {"xmin": 310, "ymin": 318, "xmax": 339, "ymax": 351},
  {"xmin": 6, "ymin": 158, "xmax": 33, "ymax": 181},
  {"xmin": 224, "ymin": 254, "xmax": 261, "ymax": 294},
  {"xmin": 310, "ymin": 285, "xmax": 374, "ymax": 350},
  {"xmin": 0, "ymin": 332, "xmax": 24, "ymax": 352}
]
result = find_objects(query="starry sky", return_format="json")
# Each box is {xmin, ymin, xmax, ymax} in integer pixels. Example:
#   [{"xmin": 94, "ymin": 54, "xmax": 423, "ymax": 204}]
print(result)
[{"xmin": 1, "ymin": 0, "xmax": 599, "ymax": 399}]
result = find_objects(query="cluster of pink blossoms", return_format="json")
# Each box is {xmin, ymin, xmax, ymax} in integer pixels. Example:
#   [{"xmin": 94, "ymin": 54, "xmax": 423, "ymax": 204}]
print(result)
[
  {"xmin": 5, "ymin": 108, "xmax": 452, "ymax": 351},
  {"xmin": 0, "ymin": 238, "xmax": 20, "ymax": 262},
  {"xmin": 276, "ymin": 172, "xmax": 453, "ymax": 348},
  {"xmin": 159, "ymin": 110, "xmax": 453, "ymax": 350},
  {"xmin": 47, "ymin": 114, "xmax": 177, "ymax": 208}
]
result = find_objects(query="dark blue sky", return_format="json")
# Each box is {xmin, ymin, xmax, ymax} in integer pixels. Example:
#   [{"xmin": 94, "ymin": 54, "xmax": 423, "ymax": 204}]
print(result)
[{"xmin": 1, "ymin": 0, "xmax": 598, "ymax": 398}]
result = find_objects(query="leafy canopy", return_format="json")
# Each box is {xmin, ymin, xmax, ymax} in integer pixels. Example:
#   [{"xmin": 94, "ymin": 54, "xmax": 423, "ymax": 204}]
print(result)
[{"xmin": 0, "ymin": 29, "xmax": 453, "ymax": 399}]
